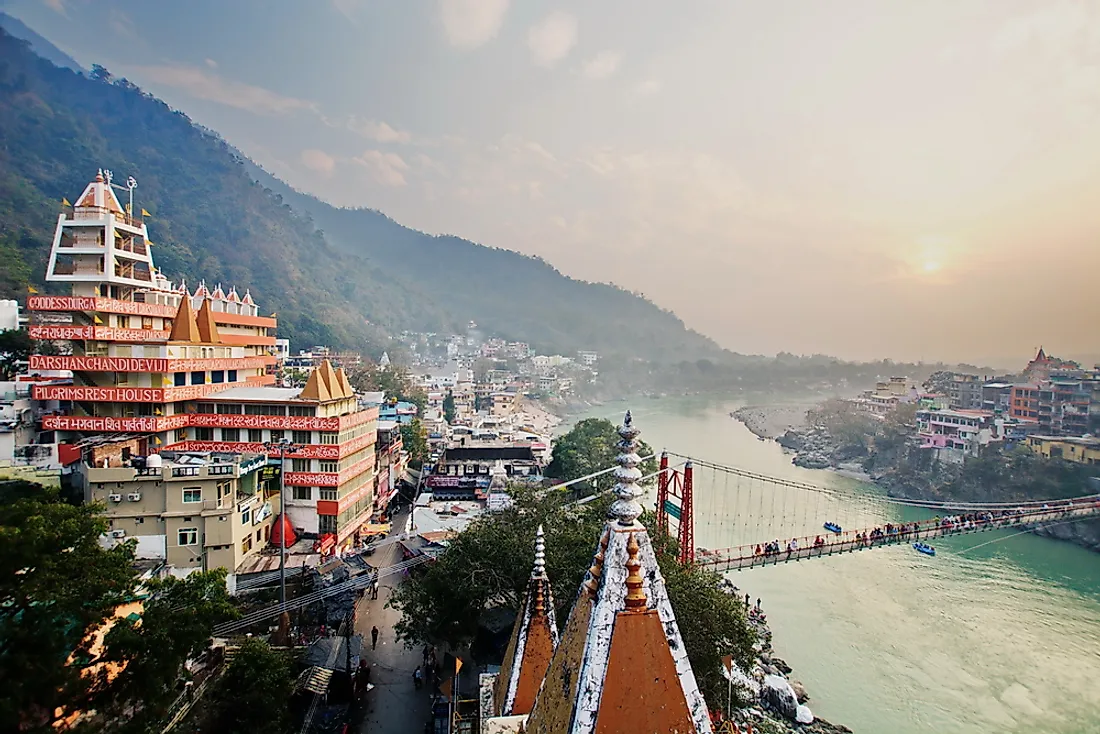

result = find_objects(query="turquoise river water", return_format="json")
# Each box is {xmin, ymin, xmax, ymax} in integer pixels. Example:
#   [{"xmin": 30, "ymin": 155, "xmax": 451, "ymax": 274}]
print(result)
[{"xmin": 575, "ymin": 397, "xmax": 1100, "ymax": 734}]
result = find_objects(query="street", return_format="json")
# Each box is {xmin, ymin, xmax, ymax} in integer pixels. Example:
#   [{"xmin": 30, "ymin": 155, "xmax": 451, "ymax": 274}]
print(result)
[{"xmin": 354, "ymin": 508, "xmax": 434, "ymax": 733}]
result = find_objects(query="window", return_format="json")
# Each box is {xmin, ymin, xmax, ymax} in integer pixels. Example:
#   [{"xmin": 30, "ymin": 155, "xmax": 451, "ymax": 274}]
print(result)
[
  {"xmin": 270, "ymin": 430, "xmax": 285, "ymax": 442},
  {"xmin": 320, "ymin": 488, "xmax": 338, "ymax": 501},
  {"xmin": 218, "ymin": 481, "xmax": 232, "ymax": 497},
  {"xmin": 174, "ymin": 428, "xmax": 189, "ymax": 442},
  {"xmin": 289, "ymin": 406, "xmax": 313, "ymax": 417},
  {"xmin": 318, "ymin": 515, "xmax": 337, "ymax": 534},
  {"xmin": 293, "ymin": 430, "xmax": 311, "ymax": 444},
  {"xmin": 117, "ymin": 315, "xmax": 130, "ymax": 329},
  {"xmin": 217, "ymin": 403, "xmax": 243, "ymax": 414},
  {"xmin": 142, "ymin": 316, "xmax": 153, "ymax": 330},
  {"xmin": 249, "ymin": 429, "xmax": 264, "ymax": 442},
  {"xmin": 222, "ymin": 428, "xmax": 240, "ymax": 442},
  {"xmin": 292, "ymin": 486, "xmax": 312, "ymax": 500},
  {"xmin": 292, "ymin": 458, "xmax": 311, "ymax": 472},
  {"xmin": 241, "ymin": 508, "xmax": 251, "ymax": 525},
  {"xmin": 190, "ymin": 371, "xmax": 205, "ymax": 385},
  {"xmin": 241, "ymin": 536, "xmax": 252, "ymax": 555},
  {"xmin": 182, "ymin": 488, "xmax": 202, "ymax": 503},
  {"xmin": 319, "ymin": 461, "xmax": 338, "ymax": 473},
  {"xmin": 320, "ymin": 432, "xmax": 339, "ymax": 445},
  {"xmin": 212, "ymin": 370, "xmax": 224, "ymax": 384},
  {"xmin": 134, "ymin": 517, "xmax": 144, "ymax": 525},
  {"xmin": 196, "ymin": 427, "xmax": 213, "ymax": 441},
  {"xmin": 174, "ymin": 372, "xmax": 187, "ymax": 387},
  {"xmin": 178, "ymin": 528, "xmax": 198, "ymax": 546},
  {"xmin": 228, "ymin": 370, "xmax": 238, "ymax": 382},
  {"xmin": 255, "ymin": 529, "xmax": 261, "ymax": 541}
]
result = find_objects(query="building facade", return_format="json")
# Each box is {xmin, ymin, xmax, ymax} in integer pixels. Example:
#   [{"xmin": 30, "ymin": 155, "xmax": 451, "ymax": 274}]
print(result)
[{"xmin": 28, "ymin": 172, "xmax": 378, "ymax": 560}]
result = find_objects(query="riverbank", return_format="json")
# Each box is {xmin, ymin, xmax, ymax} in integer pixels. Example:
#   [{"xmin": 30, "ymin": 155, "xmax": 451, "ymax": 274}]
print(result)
[
  {"xmin": 721, "ymin": 581, "xmax": 851, "ymax": 734},
  {"xmin": 732, "ymin": 404, "xmax": 813, "ymax": 439}
]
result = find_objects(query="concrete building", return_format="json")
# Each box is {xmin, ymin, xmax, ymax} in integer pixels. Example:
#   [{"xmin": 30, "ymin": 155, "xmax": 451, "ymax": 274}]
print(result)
[
  {"xmin": 916, "ymin": 408, "xmax": 1002, "ymax": 463},
  {"xmin": 948, "ymin": 373, "xmax": 984, "ymax": 410},
  {"xmin": 1026, "ymin": 435, "xmax": 1100, "ymax": 465},
  {"xmin": 76, "ymin": 441, "xmax": 271, "ymax": 571}
]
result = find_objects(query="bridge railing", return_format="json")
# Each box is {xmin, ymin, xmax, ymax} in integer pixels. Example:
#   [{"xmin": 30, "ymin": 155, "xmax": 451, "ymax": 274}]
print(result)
[{"xmin": 696, "ymin": 500, "xmax": 1100, "ymax": 571}]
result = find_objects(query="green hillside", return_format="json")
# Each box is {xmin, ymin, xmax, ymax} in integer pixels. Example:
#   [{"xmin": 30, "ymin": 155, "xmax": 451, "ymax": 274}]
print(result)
[{"xmin": 0, "ymin": 28, "xmax": 722, "ymax": 362}]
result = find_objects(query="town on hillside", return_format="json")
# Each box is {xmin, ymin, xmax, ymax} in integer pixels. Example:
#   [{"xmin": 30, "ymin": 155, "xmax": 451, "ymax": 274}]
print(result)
[{"xmin": 6, "ymin": 172, "xmax": 722, "ymax": 734}]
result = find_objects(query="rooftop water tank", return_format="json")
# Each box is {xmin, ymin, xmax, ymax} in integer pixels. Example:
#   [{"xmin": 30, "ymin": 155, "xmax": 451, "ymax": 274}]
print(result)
[{"xmin": 145, "ymin": 453, "xmax": 163, "ymax": 469}]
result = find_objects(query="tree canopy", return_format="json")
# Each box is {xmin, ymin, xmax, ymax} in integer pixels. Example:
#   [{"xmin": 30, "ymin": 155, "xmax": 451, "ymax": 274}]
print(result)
[
  {"xmin": 544, "ymin": 417, "xmax": 658, "ymax": 496},
  {"xmin": 400, "ymin": 417, "xmax": 429, "ymax": 468},
  {"xmin": 0, "ymin": 480, "xmax": 237, "ymax": 733},
  {"xmin": 388, "ymin": 488, "xmax": 755, "ymax": 715},
  {"xmin": 0, "ymin": 481, "xmax": 136, "ymax": 731},
  {"xmin": 207, "ymin": 638, "xmax": 294, "ymax": 734}
]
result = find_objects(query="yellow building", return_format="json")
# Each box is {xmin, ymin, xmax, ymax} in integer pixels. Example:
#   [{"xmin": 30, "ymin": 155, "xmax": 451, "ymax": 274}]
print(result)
[{"xmin": 1026, "ymin": 435, "xmax": 1100, "ymax": 465}]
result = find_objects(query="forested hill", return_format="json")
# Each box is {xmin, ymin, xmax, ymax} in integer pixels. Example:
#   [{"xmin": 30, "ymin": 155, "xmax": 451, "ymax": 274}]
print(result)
[
  {"xmin": 0, "ymin": 28, "xmax": 723, "ymax": 362},
  {"xmin": 244, "ymin": 162, "xmax": 723, "ymax": 363}
]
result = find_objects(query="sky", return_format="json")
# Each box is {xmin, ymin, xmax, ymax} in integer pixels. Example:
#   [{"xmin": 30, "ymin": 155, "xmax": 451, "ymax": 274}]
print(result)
[{"xmin": 5, "ymin": 0, "xmax": 1100, "ymax": 365}]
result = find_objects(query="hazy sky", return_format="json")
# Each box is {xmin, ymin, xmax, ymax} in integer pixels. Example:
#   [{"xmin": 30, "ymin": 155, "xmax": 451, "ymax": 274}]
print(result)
[{"xmin": 7, "ymin": 0, "xmax": 1100, "ymax": 364}]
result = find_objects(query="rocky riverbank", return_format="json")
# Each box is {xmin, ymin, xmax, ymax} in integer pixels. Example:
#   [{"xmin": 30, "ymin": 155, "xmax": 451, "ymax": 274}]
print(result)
[
  {"xmin": 732, "ymin": 404, "xmax": 813, "ymax": 440},
  {"xmin": 721, "ymin": 581, "xmax": 851, "ymax": 734}
]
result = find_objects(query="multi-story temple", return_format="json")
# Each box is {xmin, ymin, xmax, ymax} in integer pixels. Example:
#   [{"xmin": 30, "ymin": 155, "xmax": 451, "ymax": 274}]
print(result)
[
  {"xmin": 27, "ymin": 171, "xmax": 378, "ymax": 562},
  {"xmin": 481, "ymin": 412, "xmax": 713, "ymax": 734}
]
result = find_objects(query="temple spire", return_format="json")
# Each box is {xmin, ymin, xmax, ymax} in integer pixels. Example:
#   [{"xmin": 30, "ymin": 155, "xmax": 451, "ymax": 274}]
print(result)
[{"xmin": 609, "ymin": 410, "xmax": 644, "ymax": 526}]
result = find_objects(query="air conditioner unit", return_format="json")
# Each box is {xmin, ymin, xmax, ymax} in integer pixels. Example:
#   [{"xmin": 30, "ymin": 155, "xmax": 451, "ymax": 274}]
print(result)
[
  {"xmin": 127, "ymin": 492, "xmax": 142, "ymax": 502},
  {"xmin": 110, "ymin": 529, "xmax": 126, "ymax": 539},
  {"xmin": 108, "ymin": 493, "xmax": 123, "ymax": 503}
]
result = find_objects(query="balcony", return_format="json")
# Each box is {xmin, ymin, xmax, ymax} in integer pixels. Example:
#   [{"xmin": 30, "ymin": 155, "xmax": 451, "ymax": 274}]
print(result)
[{"xmin": 171, "ymin": 466, "xmax": 201, "ymax": 478}]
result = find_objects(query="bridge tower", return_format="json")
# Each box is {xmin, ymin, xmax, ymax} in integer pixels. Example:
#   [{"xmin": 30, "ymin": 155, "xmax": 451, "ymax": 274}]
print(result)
[
  {"xmin": 679, "ymin": 461, "xmax": 695, "ymax": 565},
  {"xmin": 656, "ymin": 451, "xmax": 670, "ymax": 537}
]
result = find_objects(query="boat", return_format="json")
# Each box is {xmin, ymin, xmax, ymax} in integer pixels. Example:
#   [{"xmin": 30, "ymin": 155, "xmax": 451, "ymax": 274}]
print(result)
[
  {"xmin": 823, "ymin": 522, "xmax": 842, "ymax": 534},
  {"xmin": 913, "ymin": 542, "xmax": 936, "ymax": 556}
]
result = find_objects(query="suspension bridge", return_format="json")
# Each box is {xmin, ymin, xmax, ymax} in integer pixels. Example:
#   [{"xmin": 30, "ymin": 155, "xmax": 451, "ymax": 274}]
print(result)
[{"xmin": 647, "ymin": 450, "xmax": 1100, "ymax": 571}]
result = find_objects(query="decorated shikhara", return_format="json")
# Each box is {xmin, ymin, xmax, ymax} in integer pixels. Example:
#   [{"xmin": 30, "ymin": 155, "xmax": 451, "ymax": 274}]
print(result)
[
  {"xmin": 29, "ymin": 171, "xmax": 379, "ymax": 550},
  {"xmin": 484, "ymin": 412, "xmax": 712, "ymax": 734}
]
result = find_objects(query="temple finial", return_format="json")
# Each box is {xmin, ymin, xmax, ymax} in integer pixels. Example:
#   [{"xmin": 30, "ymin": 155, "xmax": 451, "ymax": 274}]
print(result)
[
  {"xmin": 609, "ymin": 410, "xmax": 644, "ymax": 525},
  {"xmin": 583, "ymin": 528, "xmax": 610, "ymax": 597},
  {"xmin": 532, "ymin": 524, "xmax": 547, "ymax": 580},
  {"xmin": 624, "ymin": 533, "xmax": 647, "ymax": 609}
]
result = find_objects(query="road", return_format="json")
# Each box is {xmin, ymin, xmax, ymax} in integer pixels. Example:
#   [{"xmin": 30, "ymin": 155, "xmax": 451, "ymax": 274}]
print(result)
[{"xmin": 354, "ymin": 508, "xmax": 434, "ymax": 733}]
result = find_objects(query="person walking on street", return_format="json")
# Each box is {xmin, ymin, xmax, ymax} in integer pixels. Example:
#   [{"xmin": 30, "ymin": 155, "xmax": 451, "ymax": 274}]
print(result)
[
  {"xmin": 371, "ymin": 578, "xmax": 379, "ymax": 600},
  {"xmin": 413, "ymin": 666, "xmax": 423, "ymax": 690},
  {"xmin": 371, "ymin": 625, "xmax": 379, "ymax": 650}
]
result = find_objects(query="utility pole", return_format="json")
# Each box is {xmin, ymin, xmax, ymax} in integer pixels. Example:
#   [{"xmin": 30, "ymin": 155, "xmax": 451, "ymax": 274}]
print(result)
[{"xmin": 264, "ymin": 437, "xmax": 302, "ymax": 607}]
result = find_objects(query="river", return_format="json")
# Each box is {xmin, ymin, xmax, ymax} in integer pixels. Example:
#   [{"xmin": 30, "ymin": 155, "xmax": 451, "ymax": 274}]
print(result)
[{"xmin": 573, "ymin": 396, "xmax": 1100, "ymax": 734}]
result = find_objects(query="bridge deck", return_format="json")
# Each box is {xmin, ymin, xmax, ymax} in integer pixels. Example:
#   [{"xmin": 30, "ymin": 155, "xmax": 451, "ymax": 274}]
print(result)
[{"xmin": 695, "ymin": 503, "xmax": 1100, "ymax": 572}]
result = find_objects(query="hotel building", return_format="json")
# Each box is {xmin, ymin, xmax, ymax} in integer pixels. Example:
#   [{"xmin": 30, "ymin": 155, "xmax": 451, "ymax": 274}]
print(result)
[{"xmin": 27, "ymin": 171, "xmax": 378, "ymax": 559}]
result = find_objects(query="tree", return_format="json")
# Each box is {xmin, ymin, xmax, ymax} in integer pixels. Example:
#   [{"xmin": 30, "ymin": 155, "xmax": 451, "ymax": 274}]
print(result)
[
  {"xmin": 0, "ymin": 328, "xmax": 32, "ymax": 379},
  {"xmin": 544, "ymin": 418, "xmax": 658, "ymax": 496},
  {"xmin": 388, "ymin": 489, "xmax": 755, "ymax": 715},
  {"xmin": 347, "ymin": 363, "xmax": 427, "ymax": 412},
  {"xmin": 88, "ymin": 570, "xmax": 238, "ymax": 731},
  {"xmin": 0, "ymin": 481, "xmax": 136, "ymax": 731},
  {"xmin": 443, "ymin": 390, "xmax": 456, "ymax": 424},
  {"xmin": 400, "ymin": 417, "xmax": 429, "ymax": 468},
  {"xmin": 208, "ymin": 638, "xmax": 294, "ymax": 734}
]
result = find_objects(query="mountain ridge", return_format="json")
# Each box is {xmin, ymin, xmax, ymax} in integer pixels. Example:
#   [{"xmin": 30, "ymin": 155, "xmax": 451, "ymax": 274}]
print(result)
[{"xmin": 0, "ymin": 26, "xmax": 721, "ymax": 362}]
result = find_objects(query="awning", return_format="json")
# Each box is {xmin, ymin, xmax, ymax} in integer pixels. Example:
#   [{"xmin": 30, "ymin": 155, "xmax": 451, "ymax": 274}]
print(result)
[{"xmin": 294, "ymin": 666, "xmax": 333, "ymax": 696}]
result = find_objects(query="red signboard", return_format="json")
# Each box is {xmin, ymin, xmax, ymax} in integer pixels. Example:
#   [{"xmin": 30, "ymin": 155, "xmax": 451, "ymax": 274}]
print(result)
[
  {"xmin": 166, "ymin": 440, "xmax": 341, "ymax": 459},
  {"xmin": 284, "ymin": 456, "xmax": 373, "ymax": 488},
  {"xmin": 27, "ymin": 295, "xmax": 175, "ymax": 317},
  {"xmin": 32, "ymin": 382, "xmax": 257, "ymax": 403},
  {"xmin": 42, "ymin": 414, "xmax": 191, "ymax": 433},
  {"xmin": 188, "ymin": 413, "xmax": 341, "ymax": 431},
  {"xmin": 27, "ymin": 295, "xmax": 277, "ymax": 328},
  {"xmin": 29, "ymin": 325, "xmax": 170, "ymax": 342},
  {"xmin": 29, "ymin": 355, "xmax": 274, "ymax": 372}
]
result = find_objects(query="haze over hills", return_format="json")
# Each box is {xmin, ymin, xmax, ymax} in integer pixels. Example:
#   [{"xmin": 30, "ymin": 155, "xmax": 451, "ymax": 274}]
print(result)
[{"xmin": 0, "ymin": 28, "xmax": 721, "ymax": 362}]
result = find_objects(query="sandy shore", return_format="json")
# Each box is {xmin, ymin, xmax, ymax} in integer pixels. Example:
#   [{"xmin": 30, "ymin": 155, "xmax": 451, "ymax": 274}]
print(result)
[
  {"xmin": 515, "ymin": 397, "xmax": 563, "ymax": 435},
  {"xmin": 732, "ymin": 404, "xmax": 812, "ymax": 439}
]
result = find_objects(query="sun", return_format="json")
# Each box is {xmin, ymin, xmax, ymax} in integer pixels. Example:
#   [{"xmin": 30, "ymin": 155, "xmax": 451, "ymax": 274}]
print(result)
[{"xmin": 922, "ymin": 260, "xmax": 941, "ymax": 273}]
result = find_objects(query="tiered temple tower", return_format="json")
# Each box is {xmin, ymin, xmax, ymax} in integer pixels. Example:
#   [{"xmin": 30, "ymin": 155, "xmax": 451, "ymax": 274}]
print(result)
[
  {"xmin": 494, "ymin": 525, "xmax": 560, "ymax": 718},
  {"xmin": 524, "ymin": 411, "xmax": 712, "ymax": 734},
  {"xmin": 26, "ymin": 172, "xmax": 379, "ymax": 555}
]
